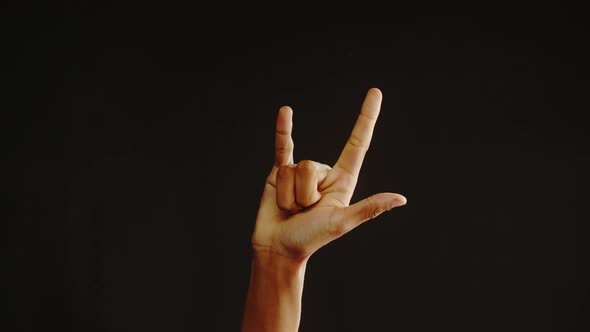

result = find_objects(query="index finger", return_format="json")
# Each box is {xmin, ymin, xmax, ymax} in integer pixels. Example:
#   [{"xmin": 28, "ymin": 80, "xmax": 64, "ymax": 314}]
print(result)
[
  {"xmin": 274, "ymin": 106, "xmax": 294, "ymax": 166},
  {"xmin": 334, "ymin": 88, "xmax": 383, "ymax": 178}
]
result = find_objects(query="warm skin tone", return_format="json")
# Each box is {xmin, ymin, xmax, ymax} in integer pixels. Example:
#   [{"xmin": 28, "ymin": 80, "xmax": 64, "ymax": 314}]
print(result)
[{"xmin": 241, "ymin": 88, "xmax": 407, "ymax": 332}]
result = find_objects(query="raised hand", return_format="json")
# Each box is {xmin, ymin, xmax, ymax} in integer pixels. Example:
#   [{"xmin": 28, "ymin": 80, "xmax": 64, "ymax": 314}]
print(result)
[{"xmin": 251, "ymin": 88, "xmax": 407, "ymax": 261}]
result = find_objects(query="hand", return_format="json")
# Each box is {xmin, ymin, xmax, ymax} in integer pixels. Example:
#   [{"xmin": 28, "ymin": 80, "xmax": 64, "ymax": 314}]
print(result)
[{"xmin": 252, "ymin": 88, "xmax": 407, "ymax": 261}]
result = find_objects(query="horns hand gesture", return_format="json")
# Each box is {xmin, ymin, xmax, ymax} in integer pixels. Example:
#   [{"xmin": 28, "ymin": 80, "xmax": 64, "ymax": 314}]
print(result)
[{"xmin": 252, "ymin": 88, "xmax": 407, "ymax": 261}]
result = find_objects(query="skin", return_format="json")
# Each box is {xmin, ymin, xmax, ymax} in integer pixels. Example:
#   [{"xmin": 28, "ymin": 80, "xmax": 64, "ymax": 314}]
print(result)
[{"xmin": 241, "ymin": 88, "xmax": 407, "ymax": 332}]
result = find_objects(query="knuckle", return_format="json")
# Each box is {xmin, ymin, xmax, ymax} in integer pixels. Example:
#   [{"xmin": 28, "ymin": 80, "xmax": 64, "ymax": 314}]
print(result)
[
  {"xmin": 276, "ymin": 141, "xmax": 294, "ymax": 152},
  {"xmin": 296, "ymin": 196, "xmax": 312, "ymax": 207},
  {"xmin": 348, "ymin": 135, "xmax": 368, "ymax": 150},
  {"xmin": 296, "ymin": 160, "xmax": 316, "ymax": 174},
  {"xmin": 363, "ymin": 196, "xmax": 385, "ymax": 220},
  {"xmin": 287, "ymin": 204, "xmax": 302, "ymax": 214},
  {"xmin": 276, "ymin": 198, "xmax": 290, "ymax": 210},
  {"xmin": 297, "ymin": 192, "xmax": 320, "ymax": 207},
  {"xmin": 367, "ymin": 208, "xmax": 384, "ymax": 220},
  {"xmin": 277, "ymin": 165, "xmax": 290, "ymax": 178}
]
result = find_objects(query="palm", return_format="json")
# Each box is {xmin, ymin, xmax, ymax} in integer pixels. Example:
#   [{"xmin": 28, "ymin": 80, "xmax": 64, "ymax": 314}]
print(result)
[{"xmin": 252, "ymin": 89, "xmax": 406, "ymax": 260}]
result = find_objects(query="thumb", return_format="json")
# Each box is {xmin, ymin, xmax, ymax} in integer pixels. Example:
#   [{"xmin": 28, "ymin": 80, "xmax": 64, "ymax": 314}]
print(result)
[{"xmin": 334, "ymin": 193, "xmax": 407, "ymax": 234}]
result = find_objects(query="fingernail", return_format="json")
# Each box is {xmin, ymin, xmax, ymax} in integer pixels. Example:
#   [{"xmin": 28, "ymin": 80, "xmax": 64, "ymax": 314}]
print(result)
[
  {"xmin": 387, "ymin": 195, "xmax": 407, "ymax": 210},
  {"xmin": 397, "ymin": 195, "xmax": 407, "ymax": 206}
]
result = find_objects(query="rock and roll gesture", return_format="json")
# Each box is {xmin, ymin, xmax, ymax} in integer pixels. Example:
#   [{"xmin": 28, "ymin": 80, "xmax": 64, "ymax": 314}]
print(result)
[{"xmin": 252, "ymin": 88, "xmax": 407, "ymax": 260}]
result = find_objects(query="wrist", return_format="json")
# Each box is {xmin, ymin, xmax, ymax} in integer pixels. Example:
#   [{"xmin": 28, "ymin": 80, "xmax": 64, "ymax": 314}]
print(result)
[
  {"xmin": 250, "ymin": 245, "xmax": 308, "ymax": 280},
  {"xmin": 242, "ymin": 246, "xmax": 307, "ymax": 332}
]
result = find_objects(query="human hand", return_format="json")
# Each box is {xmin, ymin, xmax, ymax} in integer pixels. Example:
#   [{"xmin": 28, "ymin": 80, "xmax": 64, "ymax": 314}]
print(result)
[{"xmin": 251, "ymin": 88, "xmax": 407, "ymax": 261}]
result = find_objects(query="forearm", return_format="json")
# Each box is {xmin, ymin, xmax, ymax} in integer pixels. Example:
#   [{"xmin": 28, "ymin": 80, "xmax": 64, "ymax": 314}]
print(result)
[{"xmin": 241, "ymin": 248, "xmax": 308, "ymax": 332}]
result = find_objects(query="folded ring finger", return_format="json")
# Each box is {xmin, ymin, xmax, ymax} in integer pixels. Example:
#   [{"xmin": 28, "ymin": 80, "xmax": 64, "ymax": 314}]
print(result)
[
  {"xmin": 295, "ymin": 160, "xmax": 322, "ymax": 207},
  {"xmin": 276, "ymin": 164, "xmax": 301, "ymax": 213}
]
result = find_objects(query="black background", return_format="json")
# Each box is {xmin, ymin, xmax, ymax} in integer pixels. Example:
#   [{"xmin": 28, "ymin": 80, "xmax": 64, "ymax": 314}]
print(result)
[{"xmin": 7, "ymin": 2, "xmax": 590, "ymax": 331}]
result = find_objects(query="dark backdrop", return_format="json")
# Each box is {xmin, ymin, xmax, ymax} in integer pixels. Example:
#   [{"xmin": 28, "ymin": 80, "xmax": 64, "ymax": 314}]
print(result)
[{"xmin": 8, "ymin": 3, "xmax": 590, "ymax": 332}]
